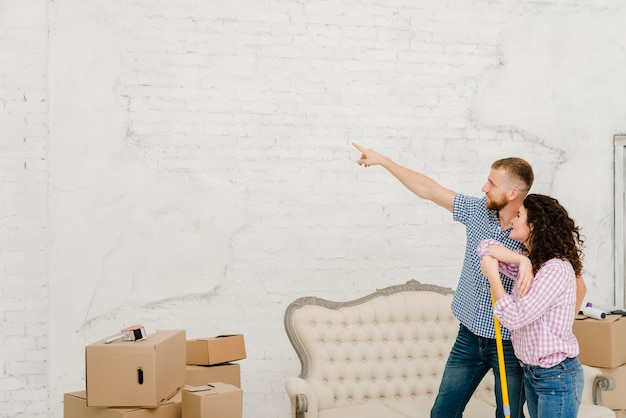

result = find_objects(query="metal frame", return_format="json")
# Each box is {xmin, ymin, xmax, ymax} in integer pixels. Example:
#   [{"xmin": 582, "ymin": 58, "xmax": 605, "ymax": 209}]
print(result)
[{"xmin": 614, "ymin": 135, "xmax": 626, "ymax": 308}]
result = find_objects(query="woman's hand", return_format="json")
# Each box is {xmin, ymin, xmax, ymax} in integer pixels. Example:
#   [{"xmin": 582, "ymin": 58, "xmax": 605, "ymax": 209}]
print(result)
[
  {"xmin": 480, "ymin": 255, "xmax": 506, "ymax": 301},
  {"xmin": 516, "ymin": 257, "xmax": 534, "ymax": 297}
]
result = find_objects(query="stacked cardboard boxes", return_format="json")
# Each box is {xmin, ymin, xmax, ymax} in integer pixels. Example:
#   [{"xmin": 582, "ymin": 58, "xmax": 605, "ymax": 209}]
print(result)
[
  {"xmin": 185, "ymin": 334, "xmax": 246, "ymax": 389},
  {"xmin": 183, "ymin": 335, "xmax": 246, "ymax": 418},
  {"xmin": 63, "ymin": 331, "xmax": 246, "ymax": 418},
  {"xmin": 573, "ymin": 314, "xmax": 626, "ymax": 414},
  {"xmin": 65, "ymin": 330, "xmax": 186, "ymax": 418}
]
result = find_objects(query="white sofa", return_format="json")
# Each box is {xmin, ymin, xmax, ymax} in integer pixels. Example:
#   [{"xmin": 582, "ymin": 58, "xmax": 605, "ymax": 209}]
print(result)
[{"xmin": 284, "ymin": 279, "xmax": 616, "ymax": 418}]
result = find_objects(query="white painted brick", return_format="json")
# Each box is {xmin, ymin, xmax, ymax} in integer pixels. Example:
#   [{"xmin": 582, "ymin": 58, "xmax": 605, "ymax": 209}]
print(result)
[
  {"xmin": 0, "ymin": 2, "xmax": 48, "ymax": 418},
  {"xmin": 2, "ymin": 1, "xmax": 625, "ymax": 417},
  {"xmin": 6, "ymin": 360, "xmax": 46, "ymax": 377}
]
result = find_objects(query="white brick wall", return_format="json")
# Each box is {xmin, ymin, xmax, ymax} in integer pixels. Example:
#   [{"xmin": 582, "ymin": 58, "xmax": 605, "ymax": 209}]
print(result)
[
  {"xmin": 1, "ymin": 0, "xmax": 625, "ymax": 417},
  {"xmin": 0, "ymin": 0, "xmax": 48, "ymax": 417}
]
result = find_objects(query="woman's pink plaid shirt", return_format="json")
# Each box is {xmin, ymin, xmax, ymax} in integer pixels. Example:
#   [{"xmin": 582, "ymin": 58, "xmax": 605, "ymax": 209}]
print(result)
[{"xmin": 477, "ymin": 239, "xmax": 579, "ymax": 368}]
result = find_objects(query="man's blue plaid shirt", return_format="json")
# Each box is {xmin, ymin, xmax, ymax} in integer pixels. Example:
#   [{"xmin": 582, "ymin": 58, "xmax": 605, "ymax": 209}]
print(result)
[{"xmin": 452, "ymin": 194, "xmax": 524, "ymax": 340}]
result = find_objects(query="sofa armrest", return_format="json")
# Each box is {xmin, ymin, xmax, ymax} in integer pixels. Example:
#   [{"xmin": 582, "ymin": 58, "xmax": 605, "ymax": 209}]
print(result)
[
  {"xmin": 592, "ymin": 374, "xmax": 616, "ymax": 406},
  {"xmin": 285, "ymin": 377, "xmax": 319, "ymax": 418},
  {"xmin": 295, "ymin": 394, "xmax": 308, "ymax": 417},
  {"xmin": 581, "ymin": 364, "xmax": 616, "ymax": 407}
]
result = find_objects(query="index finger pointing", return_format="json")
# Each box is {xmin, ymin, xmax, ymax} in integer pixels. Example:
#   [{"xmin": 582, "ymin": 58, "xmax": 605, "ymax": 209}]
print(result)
[{"xmin": 352, "ymin": 142, "xmax": 365, "ymax": 152}]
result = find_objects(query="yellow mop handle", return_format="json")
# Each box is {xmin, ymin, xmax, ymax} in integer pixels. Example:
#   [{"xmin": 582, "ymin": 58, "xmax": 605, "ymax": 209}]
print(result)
[{"xmin": 492, "ymin": 291, "xmax": 511, "ymax": 418}]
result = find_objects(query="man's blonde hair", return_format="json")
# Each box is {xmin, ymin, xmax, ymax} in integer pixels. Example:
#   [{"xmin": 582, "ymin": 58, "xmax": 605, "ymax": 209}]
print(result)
[{"xmin": 491, "ymin": 157, "xmax": 534, "ymax": 192}]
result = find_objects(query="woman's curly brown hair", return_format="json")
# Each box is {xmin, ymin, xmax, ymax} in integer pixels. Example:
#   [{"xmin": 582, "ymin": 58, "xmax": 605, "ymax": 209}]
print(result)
[{"xmin": 523, "ymin": 194, "xmax": 584, "ymax": 276}]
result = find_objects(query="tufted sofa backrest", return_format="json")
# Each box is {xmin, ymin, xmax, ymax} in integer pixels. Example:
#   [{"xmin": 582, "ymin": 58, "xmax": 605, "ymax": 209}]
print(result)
[{"xmin": 284, "ymin": 280, "xmax": 462, "ymax": 410}]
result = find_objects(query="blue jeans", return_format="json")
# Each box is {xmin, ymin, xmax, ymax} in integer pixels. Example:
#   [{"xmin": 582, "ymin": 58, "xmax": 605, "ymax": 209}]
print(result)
[
  {"xmin": 431, "ymin": 324, "xmax": 526, "ymax": 418},
  {"xmin": 522, "ymin": 356, "xmax": 583, "ymax": 418}
]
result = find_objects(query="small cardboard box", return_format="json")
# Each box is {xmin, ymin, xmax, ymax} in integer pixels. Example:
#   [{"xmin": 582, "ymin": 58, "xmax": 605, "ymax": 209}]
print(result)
[
  {"xmin": 86, "ymin": 330, "xmax": 186, "ymax": 407},
  {"xmin": 64, "ymin": 390, "xmax": 182, "ymax": 418},
  {"xmin": 597, "ymin": 365, "xmax": 626, "ymax": 409},
  {"xmin": 186, "ymin": 335, "xmax": 246, "ymax": 365},
  {"xmin": 186, "ymin": 363, "xmax": 241, "ymax": 388},
  {"xmin": 182, "ymin": 383, "xmax": 242, "ymax": 418},
  {"xmin": 573, "ymin": 315, "xmax": 626, "ymax": 368}
]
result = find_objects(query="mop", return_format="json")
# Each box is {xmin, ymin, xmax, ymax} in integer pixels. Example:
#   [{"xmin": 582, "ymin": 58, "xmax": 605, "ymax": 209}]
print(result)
[{"xmin": 492, "ymin": 291, "xmax": 511, "ymax": 418}]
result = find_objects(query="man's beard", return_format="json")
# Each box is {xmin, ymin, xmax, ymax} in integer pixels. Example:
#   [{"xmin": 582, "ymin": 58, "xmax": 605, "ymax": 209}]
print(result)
[{"xmin": 485, "ymin": 194, "xmax": 507, "ymax": 211}]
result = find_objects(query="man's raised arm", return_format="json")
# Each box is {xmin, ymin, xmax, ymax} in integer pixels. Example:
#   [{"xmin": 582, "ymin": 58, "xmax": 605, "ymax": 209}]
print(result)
[{"xmin": 353, "ymin": 142, "xmax": 456, "ymax": 211}]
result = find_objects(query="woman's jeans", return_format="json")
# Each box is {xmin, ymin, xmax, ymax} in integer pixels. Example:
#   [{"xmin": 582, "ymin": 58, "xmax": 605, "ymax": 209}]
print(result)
[
  {"xmin": 431, "ymin": 324, "xmax": 526, "ymax": 418},
  {"xmin": 522, "ymin": 356, "xmax": 584, "ymax": 418}
]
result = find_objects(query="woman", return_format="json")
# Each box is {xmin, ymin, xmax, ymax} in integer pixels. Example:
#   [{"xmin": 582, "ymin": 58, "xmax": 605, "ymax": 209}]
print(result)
[{"xmin": 477, "ymin": 193, "xmax": 584, "ymax": 418}]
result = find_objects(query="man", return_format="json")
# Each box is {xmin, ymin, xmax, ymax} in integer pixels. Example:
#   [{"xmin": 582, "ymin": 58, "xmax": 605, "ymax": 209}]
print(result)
[{"xmin": 352, "ymin": 142, "xmax": 534, "ymax": 418}]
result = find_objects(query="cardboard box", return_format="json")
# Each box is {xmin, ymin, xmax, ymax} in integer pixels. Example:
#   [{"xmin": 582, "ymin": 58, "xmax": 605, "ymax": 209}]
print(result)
[
  {"xmin": 186, "ymin": 363, "xmax": 241, "ymax": 388},
  {"xmin": 86, "ymin": 330, "xmax": 186, "ymax": 407},
  {"xmin": 573, "ymin": 315, "xmax": 626, "ymax": 368},
  {"xmin": 64, "ymin": 390, "xmax": 181, "ymax": 418},
  {"xmin": 186, "ymin": 335, "xmax": 246, "ymax": 366},
  {"xmin": 181, "ymin": 383, "xmax": 242, "ymax": 418},
  {"xmin": 598, "ymin": 365, "xmax": 626, "ymax": 409}
]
